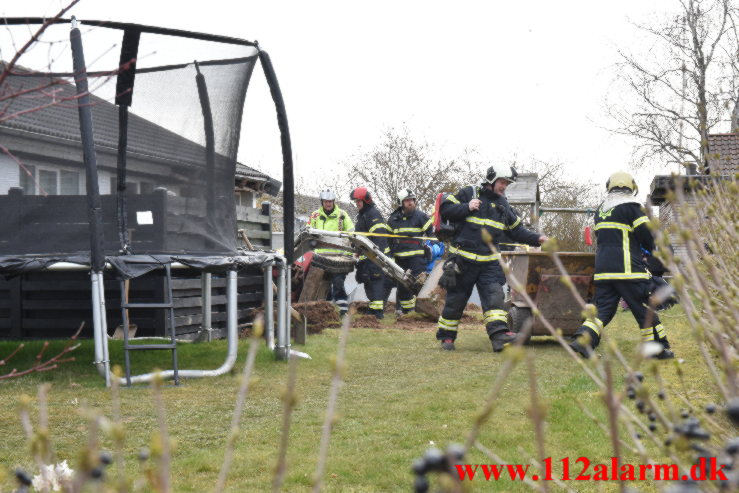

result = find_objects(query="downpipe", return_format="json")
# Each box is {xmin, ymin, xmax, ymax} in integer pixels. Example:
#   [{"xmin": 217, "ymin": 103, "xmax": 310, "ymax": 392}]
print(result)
[
  {"xmin": 275, "ymin": 256, "xmax": 289, "ymax": 360},
  {"xmin": 201, "ymin": 272, "xmax": 213, "ymax": 342},
  {"xmin": 264, "ymin": 259, "xmax": 275, "ymax": 350},
  {"xmin": 273, "ymin": 257, "xmax": 309, "ymax": 360},
  {"xmin": 91, "ymin": 271, "xmax": 110, "ymax": 387}
]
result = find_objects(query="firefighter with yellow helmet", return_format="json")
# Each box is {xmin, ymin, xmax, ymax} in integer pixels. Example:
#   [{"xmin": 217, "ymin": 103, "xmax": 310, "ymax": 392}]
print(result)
[{"xmin": 569, "ymin": 171, "xmax": 674, "ymax": 359}]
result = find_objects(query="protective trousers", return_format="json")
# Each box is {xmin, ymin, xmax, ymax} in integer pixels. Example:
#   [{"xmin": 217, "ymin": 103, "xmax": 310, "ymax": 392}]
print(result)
[
  {"xmin": 436, "ymin": 258, "xmax": 508, "ymax": 341},
  {"xmin": 358, "ymin": 260, "xmax": 387, "ymax": 318},
  {"xmin": 576, "ymin": 280, "xmax": 668, "ymax": 349},
  {"xmin": 327, "ymin": 273, "xmax": 348, "ymax": 314},
  {"xmin": 395, "ymin": 256, "xmax": 427, "ymax": 313}
]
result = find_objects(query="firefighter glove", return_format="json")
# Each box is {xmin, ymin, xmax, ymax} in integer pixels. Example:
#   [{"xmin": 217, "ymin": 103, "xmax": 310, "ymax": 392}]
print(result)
[
  {"xmin": 423, "ymin": 243, "xmax": 433, "ymax": 262},
  {"xmin": 439, "ymin": 258, "xmax": 462, "ymax": 290}
]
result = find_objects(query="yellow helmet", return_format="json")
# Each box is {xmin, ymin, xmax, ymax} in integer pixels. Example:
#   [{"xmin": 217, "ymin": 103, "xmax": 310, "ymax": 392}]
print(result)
[{"xmin": 606, "ymin": 171, "xmax": 638, "ymax": 194}]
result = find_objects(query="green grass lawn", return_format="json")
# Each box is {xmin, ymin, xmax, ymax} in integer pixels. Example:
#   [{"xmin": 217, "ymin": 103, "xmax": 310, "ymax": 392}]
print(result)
[{"xmin": 0, "ymin": 306, "xmax": 726, "ymax": 492}]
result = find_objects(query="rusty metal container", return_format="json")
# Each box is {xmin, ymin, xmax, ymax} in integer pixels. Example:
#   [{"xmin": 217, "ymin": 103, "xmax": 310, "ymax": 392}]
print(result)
[{"xmin": 502, "ymin": 251, "xmax": 595, "ymax": 339}]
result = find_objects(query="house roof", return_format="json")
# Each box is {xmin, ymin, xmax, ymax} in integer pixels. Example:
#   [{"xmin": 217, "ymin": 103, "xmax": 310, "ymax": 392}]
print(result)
[
  {"xmin": 708, "ymin": 133, "xmax": 739, "ymax": 175},
  {"xmin": 0, "ymin": 64, "xmax": 279, "ymax": 191},
  {"xmin": 268, "ymin": 192, "xmax": 354, "ymax": 218},
  {"xmin": 236, "ymin": 163, "xmax": 281, "ymax": 195}
]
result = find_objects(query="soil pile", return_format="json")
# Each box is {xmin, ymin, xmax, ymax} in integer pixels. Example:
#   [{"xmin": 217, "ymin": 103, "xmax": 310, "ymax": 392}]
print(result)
[{"xmin": 292, "ymin": 301, "xmax": 341, "ymax": 333}]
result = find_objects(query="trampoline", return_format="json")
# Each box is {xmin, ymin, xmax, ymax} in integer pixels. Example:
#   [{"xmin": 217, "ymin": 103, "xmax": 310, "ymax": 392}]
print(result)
[{"xmin": 0, "ymin": 17, "xmax": 297, "ymax": 384}]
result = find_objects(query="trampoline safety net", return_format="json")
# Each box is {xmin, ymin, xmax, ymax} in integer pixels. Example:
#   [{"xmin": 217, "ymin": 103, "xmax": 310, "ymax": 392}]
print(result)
[{"xmin": 0, "ymin": 20, "xmax": 260, "ymax": 262}]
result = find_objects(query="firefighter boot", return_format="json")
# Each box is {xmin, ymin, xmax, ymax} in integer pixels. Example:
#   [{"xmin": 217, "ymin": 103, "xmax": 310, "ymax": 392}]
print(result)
[
  {"xmin": 569, "ymin": 339, "xmax": 593, "ymax": 359},
  {"xmin": 490, "ymin": 330, "xmax": 520, "ymax": 352},
  {"xmin": 569, "ymin": 327, "xmax": 599, "ymax": 359},
  {"xmin": 441, "ymin": 339, "xmax": 456, "ymax": 351},
  {"xmin": 654, "ymin": 338, "xmax": 675, "ymax": 360},
  {"xmin": 336, "ymin": 300, "xmax": 349, "ymax": 317}
]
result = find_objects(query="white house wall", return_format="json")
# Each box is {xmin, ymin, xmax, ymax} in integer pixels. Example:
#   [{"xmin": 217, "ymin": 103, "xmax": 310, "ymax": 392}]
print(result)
[{"xmin": 0, "ymin": 152, "xmax": 19, "ymax": 194}]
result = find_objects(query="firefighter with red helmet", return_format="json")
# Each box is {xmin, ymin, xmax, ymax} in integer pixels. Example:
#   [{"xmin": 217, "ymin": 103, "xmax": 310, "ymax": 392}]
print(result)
[
  {"xmin": 308, "ymin": 188, "xmax": 354, "ymax": 315},
  {"xmin": 569, "ymin": 171, "xmax": 674, "ymax": 359},
  {"xmin": 387, "ymin": 188, "xmax": 434, "ymax": 313},
  {"xmin": 436, "ymin": 165, "xmax": 548, "ymax": 352},
  {"xmin": 350, "ymin": 187, "xmax": 392, "ymax": 319}
]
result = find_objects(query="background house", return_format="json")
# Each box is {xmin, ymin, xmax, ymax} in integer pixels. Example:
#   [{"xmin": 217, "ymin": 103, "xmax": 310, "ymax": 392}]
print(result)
[
  {"xmin": 0, "ymin": 65, "xmax": 281, "ymax": 339},
  {"xmin": 0, "ymin": 65, "xmax": 281, "ymax": 251},
  {"xmin": 649, "ymin": 132, "xmax": 738, "ymax": 262},
  {"xmin": 266, "ymin": 192, "xmax": 354, "ymax": 251}
]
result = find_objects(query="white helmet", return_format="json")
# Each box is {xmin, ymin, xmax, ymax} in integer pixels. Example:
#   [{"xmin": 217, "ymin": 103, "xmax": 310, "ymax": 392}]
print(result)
[
  {"xmin": 319, "ymin": 188, "xmax": 336, "ymax": 201},
  {"xmin": 396, "ymin": 188, "xmax": 416, "ymax": 205},
  {"xmin": 485, "ymin": 164, "xmax": 518, "ymax": 185}
]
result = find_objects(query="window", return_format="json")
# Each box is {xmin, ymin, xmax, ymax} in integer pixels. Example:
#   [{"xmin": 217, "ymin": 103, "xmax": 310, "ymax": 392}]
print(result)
[
  {"xmin": 110, "ymin": 177, "xmax": 142, "ymax": 194},
  {"xmin": 20, "ymin": 165, "xmax": 36, "ymax": 194},
  {"xmin": 18, "ymin": 167, "xmax": 81, "ymax": 195},
  {"xmin": 60, "ymin": 170, "xmax": 80, "ymax": 195},
  {"xmin": 39, "ymin": 169, "xmax": 58, "ymax": 195}
]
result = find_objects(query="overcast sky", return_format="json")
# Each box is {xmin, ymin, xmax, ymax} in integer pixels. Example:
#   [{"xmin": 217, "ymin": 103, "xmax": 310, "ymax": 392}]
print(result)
[{"xmin": 2, "ymin": 0, "xmax": 680, "ymax": 196}]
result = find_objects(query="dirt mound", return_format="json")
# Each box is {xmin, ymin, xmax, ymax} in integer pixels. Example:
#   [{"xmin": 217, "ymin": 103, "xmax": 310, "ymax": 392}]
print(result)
[
  {"xmin": 350, "ymin": 314, "xmax": 383, "ymax": 329},
  {"xmin": 393, "ymin": 312, "xmax": 438, "ymax": 331},
  {"xmin": 348, "ymin": 299, "xmax": 482, "ymax": 325},
  {"xmin": 350, "ymin": 301, "xmax": 370, "ymax": 314},
  {"xmin": 244, "ymin": 298, "xmax": 485, "ymax": 338},
  {"xmin": 350, "ymin": 301, "xmax": 399, "ymax": 314},
  {"xmin": 292, "ymin": 301, "xmax": 341, "ymax": 333},
  {"xmin": 247, "ymin": 301, "xmax": 340, "ymax": 337}
]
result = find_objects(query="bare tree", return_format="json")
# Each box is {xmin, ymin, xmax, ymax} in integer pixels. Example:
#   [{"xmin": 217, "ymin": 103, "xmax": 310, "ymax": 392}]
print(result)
[
  {"xmin": 725, "ymin": 9, "xmax": 739, "ymax": 132},
  {"xmin": 609, "ymin": 0, "xmax": 736, "ymax": 173},
  {"xmin": 517, "ymin": 160, "xmax": 603, "ymax": 251},
  {"xmin": 339, "ymin": 126, "xmax": 482, "ymax": 215}
]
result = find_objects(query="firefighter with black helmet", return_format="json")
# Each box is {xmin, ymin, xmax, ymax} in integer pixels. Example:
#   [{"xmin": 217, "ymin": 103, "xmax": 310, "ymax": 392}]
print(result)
[
  {"xmin": 387, "ymin": 189, "xmax": 435, "ymax": 314},
  {"xmin": 308, "ymin": 188, "xmax": 355, "ymax": 315},
  {"xmin": 351, "ymin": 187, "xmax": 392, "ymax": 319},
  {"xmin": 436, "ymin": 164, "xmax": 548, "ymax": 352},
  {"xmin": 569, "ymin": 171, "xmax": 674, "ymax": 359}
]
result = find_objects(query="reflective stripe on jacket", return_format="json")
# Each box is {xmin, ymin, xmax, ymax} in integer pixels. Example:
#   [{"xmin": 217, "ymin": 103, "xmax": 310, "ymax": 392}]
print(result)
[
  {"xmin": 355, "ymin": 203, "xmax": 391, "ymax": 253},
  {"xmin": 309, "ymin": 206, "xmax": 355, "ymax": 255},
  {"xmin": 387, "ymin": 207, "xmax": 433, "ymax": 258},
  {"xmin": 593, "ymin": 201, "xmax": 654, "ymax": 282},
  {"xmin": 441, "ymin": 185, "xmax": 540, "ymax": 262}
]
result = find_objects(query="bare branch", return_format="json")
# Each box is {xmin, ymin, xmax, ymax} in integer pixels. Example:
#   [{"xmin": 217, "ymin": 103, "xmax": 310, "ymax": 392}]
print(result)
[{"xmin": 0, "ymin": 0, "xmax": 81, "ymax": 88}]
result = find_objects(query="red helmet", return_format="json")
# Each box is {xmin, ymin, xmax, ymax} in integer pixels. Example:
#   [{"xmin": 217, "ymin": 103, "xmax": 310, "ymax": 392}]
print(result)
[{"xmin": 350, "ymin": 187, "xmax": 373, "ymax": 204}]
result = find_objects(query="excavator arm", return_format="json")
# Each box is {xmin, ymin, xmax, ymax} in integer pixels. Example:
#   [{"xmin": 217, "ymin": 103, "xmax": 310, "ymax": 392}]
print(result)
[{"xmin": 294, "ymin": 228, "xmax": 426, "ymax": 294}]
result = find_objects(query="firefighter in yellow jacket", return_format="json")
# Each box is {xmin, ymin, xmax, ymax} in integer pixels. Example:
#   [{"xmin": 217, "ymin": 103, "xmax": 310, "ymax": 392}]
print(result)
[
  {"xmin": 309, "ymin": 189, "xmax": 354, "ymax": 315},
  {"xmin": 570, "ymin": 171, "xmax": 674, "ymax": 359}
]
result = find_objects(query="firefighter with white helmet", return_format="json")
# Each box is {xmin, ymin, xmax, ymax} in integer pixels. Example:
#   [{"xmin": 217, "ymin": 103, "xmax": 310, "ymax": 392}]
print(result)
[
  {"xmin": 387, "ymin": 188, "xmax": 435, "ymax": 314},
  {"xmin": 308, "ymin": 188, "xmax": 354, "ymax": 315},
  {"xmin": 436, "ymin": 164, "xmax": 549, "ymax": 352},
  {"xmin": 569, "ymin": 171, "xmax": 674, "ymax": 359}
]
